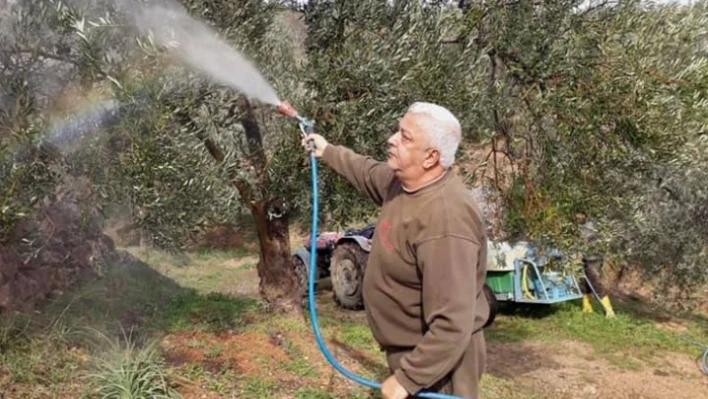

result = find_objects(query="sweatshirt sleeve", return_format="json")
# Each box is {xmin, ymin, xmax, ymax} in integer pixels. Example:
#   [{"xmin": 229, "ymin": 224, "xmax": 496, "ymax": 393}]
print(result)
[
  {"xmin": 321, "ymin": 144, "xmax": 396, "ymax": 206},
  {"xmin": 394, "ymin": 234, "xmax": 481, "ymax": 394}
]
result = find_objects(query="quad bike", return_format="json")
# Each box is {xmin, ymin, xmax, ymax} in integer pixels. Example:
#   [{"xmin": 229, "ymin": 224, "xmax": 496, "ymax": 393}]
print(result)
[
  {"xmin": 292, "ymin": 224, "xmax": 375, "ymax": 309},
  {"xmin": 293, "ymin": 225, "xmax": 585, "ymax": 315},
  {"xmin": 292, "ymin": 224, "xmax": 500, "ymax": 325}
]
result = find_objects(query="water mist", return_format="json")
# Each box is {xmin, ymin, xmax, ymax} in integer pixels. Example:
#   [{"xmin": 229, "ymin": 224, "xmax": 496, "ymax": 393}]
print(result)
[{"xmin": 133, "ymin": 1, "xmax": 282, "ymax": 107}]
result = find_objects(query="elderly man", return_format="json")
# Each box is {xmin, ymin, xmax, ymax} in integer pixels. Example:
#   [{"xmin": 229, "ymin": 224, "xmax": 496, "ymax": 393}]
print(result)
[{"xmin": 303, "ymin": 102, "xmax": 490, "ymax": 399}]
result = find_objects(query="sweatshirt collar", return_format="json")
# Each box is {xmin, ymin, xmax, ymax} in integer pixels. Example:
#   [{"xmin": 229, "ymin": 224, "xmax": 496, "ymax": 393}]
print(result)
[{"xmin": 402, "ymin": 170, "xmax": 450, "ymax": 195}]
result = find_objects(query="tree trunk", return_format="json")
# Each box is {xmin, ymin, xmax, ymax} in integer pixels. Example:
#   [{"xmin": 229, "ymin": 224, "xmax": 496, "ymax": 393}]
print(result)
[
  {"xmin": 174, "ymin": 94, "xmax": 303, "ymax": 315},
  {"xmin": 249, "ymin": 200, "xmax": 301, "ymax": 315}
]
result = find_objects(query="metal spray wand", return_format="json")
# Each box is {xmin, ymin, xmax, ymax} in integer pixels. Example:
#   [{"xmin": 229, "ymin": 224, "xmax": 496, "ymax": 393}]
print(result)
[{"xmin": 277, "ymin": 100, "xmax": 315, "ymax": 149}]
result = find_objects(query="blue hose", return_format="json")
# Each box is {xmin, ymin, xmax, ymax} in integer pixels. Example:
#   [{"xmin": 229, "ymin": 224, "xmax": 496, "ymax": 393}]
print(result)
[
  {"xmin": 305, "ymin": 151, "xmax": 472, "ymax": 399},
  {"xmin": 679, "ymin": 335, "xmax": 708, "ymax": 375}
]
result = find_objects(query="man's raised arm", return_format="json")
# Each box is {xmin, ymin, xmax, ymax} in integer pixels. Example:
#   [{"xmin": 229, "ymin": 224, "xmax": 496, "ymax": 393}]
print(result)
[{"xmin": 306, "ymin": 134, "xmax": 395, "ymax": 206}]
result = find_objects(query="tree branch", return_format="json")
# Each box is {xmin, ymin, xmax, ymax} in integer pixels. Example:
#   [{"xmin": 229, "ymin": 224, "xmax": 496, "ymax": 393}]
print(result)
[
  {"xmin": 203, "ymin": 137, "xmax": 225, "ymax": 163},
  {"xmin": 579, "ymin": 0, "xmax": 615, "ymax": 17},
  {"xmin": 15, "ymin": 48, "xmax": 107, "ymax": 78},
  {"xmin": 237, "ymin": 95, "xmax": 266, "ymax": 176}
]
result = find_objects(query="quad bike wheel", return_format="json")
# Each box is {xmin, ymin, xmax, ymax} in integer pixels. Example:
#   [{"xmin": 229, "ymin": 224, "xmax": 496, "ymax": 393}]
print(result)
[
  {"xmin": 331, "ymin": 241, "xmax": 367, "ymax": 310},
  {"xmin": 482, "ymin": 283, "xmax": 498, "ymax": 328},
  {"xmin": 292, "ymin": 255, "xmax": 311, "ymax": 299}
]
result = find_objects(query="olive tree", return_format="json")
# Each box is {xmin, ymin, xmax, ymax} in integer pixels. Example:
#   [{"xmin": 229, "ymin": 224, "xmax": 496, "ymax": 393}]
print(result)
[
  {"xmin": 0, "ymin": 0, "xmax": 120, "ymax": 246},
  {"xmin": 1, "ymin": 0, "xmax": 310, "ymax": 313},
  {"xmin": 100, "ymin": 0, "xmax": 313, "ymax": 313},
  {"xmin": 297, "ymin": 0, "xmax": 708, "ymax": 309},
  {"xmin": 5, "ymin": 0, "xmax": 707, "ymax": 313}
]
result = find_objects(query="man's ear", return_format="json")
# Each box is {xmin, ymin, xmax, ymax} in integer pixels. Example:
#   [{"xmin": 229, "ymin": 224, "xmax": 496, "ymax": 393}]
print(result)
[{"xmin": 423, "ymin": 148, "xmax": 440, "ymax": 169}]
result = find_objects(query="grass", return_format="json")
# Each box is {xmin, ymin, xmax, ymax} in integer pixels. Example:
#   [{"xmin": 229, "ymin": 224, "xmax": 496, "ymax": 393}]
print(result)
[
  {"xmin": 292, "ymin": 388, "xmax": 377, "ymax": 399},
  {"xmin": 278, "ymin": 335, "xmax": 320, "ymax": 378},
  {"xmin": 481, "ymin": 374, "xmax": 546, "ymax": 399},
  {"xmin": 160, "ymin": 291, "xmax": 263, "ymax": 334},
  {"xmin": 2, "ymin": 245, "xmax": 706, "ymax": 398},
  {"xmin": 239, "ymin": 376, "xmax": 279, "ymax": 397},
  {"xmin": 124, "ymin": 246, "xmax": 260, "ymax": 296},
  {"xmin": 0, "ymin": 249, "xmax": 264, "ymax": 398},
  {"xmin": 486, "ymin": 300, "xmax": 708, "ymax": 370},
  {"xmin": 336, "ymin": 321, "xmax": 379, "ymax": 352},
  {"xmin": 0, "ymin": 321, "xmax": 86, "ymax": 391},
  {"xmin": 178, "ymin": 363, "xmax": 239, "ymax": 393},
  {"xmin": 193, "ymin": 247, "xmax": 255, "ymax": 261},
  {"xmin": 294, "ymin": 388, "xmax": 339, "ymax": 399}
]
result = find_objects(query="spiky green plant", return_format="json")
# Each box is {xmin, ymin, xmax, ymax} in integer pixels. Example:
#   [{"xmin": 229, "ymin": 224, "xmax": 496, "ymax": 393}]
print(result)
[{"xmin": 88, "ymin": 329, "xmax": 180, "ymax": 399}]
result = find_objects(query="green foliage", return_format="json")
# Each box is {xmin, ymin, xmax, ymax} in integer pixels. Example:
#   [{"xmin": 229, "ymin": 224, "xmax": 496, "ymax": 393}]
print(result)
[
  {"xmin": 90, "ymin": 330, "xmax": 181, "ymax": 399},
  {"xmin": 297, "ymin": 0, "xmax": 708, "ymax": 305},
  {"xmin": 489, "ymin": 1, "xmax": 708, "ymax": 304},
  {"xmin": 299, "ymin": 1, "xmax": 487, "ymax": 227},
  {"xmin": 118, "ymin": 107, "xmax": 244, "ymax": 250},
  {"xmin": 103, "ymin": 0, "xmax": 313, "ymax": 250},
  {"xmin": 1, "ymin": 0, "xmax": 294, "ymax": 252},
  {"xmin": 0, "ymin": 143, "xmax": 61, "ymax": 243},
  {"xmin": 2, "ymin": 0, "xmax": 708, "ymax": 308}
]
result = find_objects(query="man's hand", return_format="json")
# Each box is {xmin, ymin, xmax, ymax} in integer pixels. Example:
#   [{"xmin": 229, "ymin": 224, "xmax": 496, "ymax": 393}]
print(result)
[
  {"xmin": 302, "ymin": 133, "xmax": 328, "ymax": 158},
  {"xmin": 381, "ymin": 374, "xmax": 409, "ymax": 399}
]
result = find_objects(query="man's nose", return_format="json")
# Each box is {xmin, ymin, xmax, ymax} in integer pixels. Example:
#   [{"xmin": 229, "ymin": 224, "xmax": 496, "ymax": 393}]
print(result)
[{"xmin": 388, "ymin": 132, "xmax": 400, "ymax": 146}]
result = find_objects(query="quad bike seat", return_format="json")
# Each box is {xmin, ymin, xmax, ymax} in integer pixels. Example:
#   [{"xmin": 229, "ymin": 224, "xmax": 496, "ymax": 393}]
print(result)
[{"xmin": 344, "ymin": 224, "xmax": 375, "ymax": 240}]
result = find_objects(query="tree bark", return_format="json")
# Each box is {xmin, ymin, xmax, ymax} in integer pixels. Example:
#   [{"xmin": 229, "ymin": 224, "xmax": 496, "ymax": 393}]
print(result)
[
  {"xmin": 233, "ymin": 96, "xmax": 301, "ymax": 314},
  {"xmin": 249, "ymin": 200, "xmax": 301, "ymax": 315}
]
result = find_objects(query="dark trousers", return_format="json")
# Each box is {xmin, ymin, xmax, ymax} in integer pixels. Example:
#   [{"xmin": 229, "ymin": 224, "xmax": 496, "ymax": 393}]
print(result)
[
  {"xmin": 580, "ymin": 254, "xmax": 607, "ymax": 297},
  {"xmin": 384, "ymin": 332, "xmax": 486, "ymax": 399}
]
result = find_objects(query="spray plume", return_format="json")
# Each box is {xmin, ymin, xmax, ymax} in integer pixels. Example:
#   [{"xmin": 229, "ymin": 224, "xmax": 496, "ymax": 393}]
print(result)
[{"xmin": 133, "ymin": 1, "xmax": 282, "ymax": 106}]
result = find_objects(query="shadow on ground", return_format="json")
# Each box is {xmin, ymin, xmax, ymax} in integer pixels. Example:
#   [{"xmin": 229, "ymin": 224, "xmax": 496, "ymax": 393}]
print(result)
[
  {"xmin": 330, "ymin": 337, "xmax": 390, "ymax": 381},
  {"xmin": 4, "ymin": 249, "xmax": 264, "ymax": 345},
  {"xmin": 485, "ymin": 341, "xmax": 562, "ymax": 379},
  {"xmin": 611, "ymin": 289, "xmax": 708, "ymax": 332},
  {"xmin": 483, "ymin": 302, "xmax": 569, "ymax": 344},
  {"xmin": 497, "ymin": 301, "xmax": 567, "ymax": 319}
]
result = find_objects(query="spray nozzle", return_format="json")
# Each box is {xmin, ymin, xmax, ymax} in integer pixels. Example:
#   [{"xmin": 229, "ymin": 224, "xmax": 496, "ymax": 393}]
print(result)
[
  {"xmin": 296, "ymin": 115, "xmax": 315, "ymax": 135},
  {"xmin": 277, "ymin": 100, "xmax": 299, "ymax": 119},
  {"xmin": 277, "ymin": 100, "xmax": 316, "ymax": 151}
]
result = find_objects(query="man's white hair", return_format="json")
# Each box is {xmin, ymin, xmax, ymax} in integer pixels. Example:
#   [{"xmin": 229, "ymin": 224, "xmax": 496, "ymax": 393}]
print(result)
[{"xmin": 406, "ymin": 102, "xmax": 462, "ymax": 168}]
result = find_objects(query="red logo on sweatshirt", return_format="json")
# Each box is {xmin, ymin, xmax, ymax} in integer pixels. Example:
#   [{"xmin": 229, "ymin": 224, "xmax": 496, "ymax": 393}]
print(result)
[{"xmin": 379, "ymin": 219, "xmax": 394, "ymax": 252}]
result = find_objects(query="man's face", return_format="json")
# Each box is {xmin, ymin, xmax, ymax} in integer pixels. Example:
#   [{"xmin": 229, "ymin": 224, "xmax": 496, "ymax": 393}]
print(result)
[{"xmin": 386, "ymin": 112, "xmax": 436, "ymax": 180}]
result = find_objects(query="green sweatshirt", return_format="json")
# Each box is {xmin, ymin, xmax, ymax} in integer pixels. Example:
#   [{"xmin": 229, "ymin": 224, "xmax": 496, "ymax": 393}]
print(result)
[{"xmin": 321, "ymin": 144, "xmax": 490, "ymax": 394}]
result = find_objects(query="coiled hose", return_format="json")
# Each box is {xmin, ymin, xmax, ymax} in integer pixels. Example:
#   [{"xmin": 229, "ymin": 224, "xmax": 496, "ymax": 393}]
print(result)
[
  {"xmin": 305, "ymin": 151, "xmax": 474, "ymax": 398},
  {"xmin": 678, "ymin": 336, "xmax": 708, "ymax": 375}
]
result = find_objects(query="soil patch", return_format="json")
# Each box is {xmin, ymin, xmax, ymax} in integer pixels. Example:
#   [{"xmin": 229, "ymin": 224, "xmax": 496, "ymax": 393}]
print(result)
[{"xmin": 488, "ymin": 340, "xmax": 708, "ymax": 399}]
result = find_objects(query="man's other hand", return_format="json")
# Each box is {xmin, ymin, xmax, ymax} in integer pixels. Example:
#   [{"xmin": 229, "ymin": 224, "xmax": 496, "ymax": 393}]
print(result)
[
  {"xmin": 302, "ymin": 133, "xmax": 328, "ymax": 158},
  {"xmin": 381, "ymin": 374, "xmax": 409, "ymax": 399}
]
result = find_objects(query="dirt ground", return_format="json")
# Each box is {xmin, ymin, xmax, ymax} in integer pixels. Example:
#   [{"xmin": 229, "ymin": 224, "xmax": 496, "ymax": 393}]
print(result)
[
  {"xmin": 156, "ymin": 325, "xmax": 708, "ymax": 399},
  {"xmin": 6, "ymin": 236, "xmax": 704, "ymax": 399},
  {"xmin": 145, "ymin": 249, "xmax": 708, "ymax": 399},
  {"xmin": 487, "ymin": 340, "xmax": 707, "ymax": 399}
]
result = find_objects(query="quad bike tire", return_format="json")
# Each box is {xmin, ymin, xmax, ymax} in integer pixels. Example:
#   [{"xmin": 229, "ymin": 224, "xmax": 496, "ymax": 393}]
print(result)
[
  {"xmin": 292, "ymin": 255, "xmax": 312, "ymax": 299},
  {"xmin": 331, "ymin": 241, "xmax": 368, "ymax": 310},
  {"xmin": 482, "ymin": 283, "xmax": 498, "ymax": 328}
]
